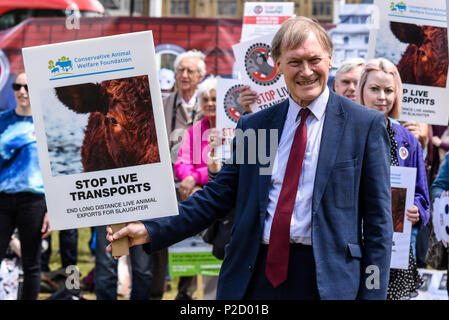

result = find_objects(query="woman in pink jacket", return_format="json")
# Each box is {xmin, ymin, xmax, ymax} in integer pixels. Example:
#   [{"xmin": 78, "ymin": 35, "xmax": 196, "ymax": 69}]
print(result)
[{"xmin": 175, "ymin": 76, "xmax": 217, "ymax": 200}]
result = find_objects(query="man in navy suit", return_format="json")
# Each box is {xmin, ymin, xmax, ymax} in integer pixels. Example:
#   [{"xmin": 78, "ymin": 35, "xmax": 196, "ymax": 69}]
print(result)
[{"xmin": 107, "ymin": 16, "xmax": 393, "ymax": 300}]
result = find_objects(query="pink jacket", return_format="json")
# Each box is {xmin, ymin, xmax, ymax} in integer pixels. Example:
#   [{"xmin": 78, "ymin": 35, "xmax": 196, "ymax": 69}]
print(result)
[{"xmin": 174, "ymin": 117, "xmax": 210, "ymax": 186}]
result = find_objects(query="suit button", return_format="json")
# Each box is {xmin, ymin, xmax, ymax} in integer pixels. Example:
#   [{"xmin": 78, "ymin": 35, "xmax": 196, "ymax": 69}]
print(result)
[{"xmin": 248, "ymin": 265, "xmax": 253, "ymax": 272}]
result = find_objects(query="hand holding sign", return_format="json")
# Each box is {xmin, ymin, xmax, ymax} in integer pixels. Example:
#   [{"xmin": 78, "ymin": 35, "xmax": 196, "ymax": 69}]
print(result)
[{"xmin": 106, "ymin": 221, "xmax": 150, "ymax": 258}]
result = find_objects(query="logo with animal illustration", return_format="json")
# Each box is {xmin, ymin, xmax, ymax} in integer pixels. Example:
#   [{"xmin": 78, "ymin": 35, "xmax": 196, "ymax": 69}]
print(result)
[
  {"xmin": 223, "ymin": 84, "xmax": 245, "ymax": 123},
  {"xmin": 48, "ymin": 56, "xmax": 74, "ymax": 77},
  {"xmin": 390, "ymin": 2, "xmax": 407, "ymax": 14},
  {"xmin": 244, "ymin": 43, "xmax": 280, "ymax": 86}
]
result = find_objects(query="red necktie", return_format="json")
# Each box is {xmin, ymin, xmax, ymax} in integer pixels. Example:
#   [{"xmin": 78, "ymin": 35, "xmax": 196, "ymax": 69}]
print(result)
[{"xmin": 265, "ymin": 108, "xmax": 310, "ymax": 288}]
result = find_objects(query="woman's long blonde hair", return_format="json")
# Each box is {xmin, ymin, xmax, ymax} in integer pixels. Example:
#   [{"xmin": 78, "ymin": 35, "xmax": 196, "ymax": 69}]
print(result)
[{"xmin": 356, "ymin": 57, "xmax": 403, "ymax": 119}]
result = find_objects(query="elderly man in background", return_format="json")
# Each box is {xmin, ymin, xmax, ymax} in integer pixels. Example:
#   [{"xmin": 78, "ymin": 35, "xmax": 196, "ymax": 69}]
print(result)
[{"xmin": 332, "ymin": 57, "xmax": 365, "ymax": 102}]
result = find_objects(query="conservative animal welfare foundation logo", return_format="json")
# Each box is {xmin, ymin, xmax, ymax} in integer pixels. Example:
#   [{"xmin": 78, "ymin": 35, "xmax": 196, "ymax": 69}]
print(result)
[
  {"xmin": 390, "ymin": 2, "xmax": 407, "ymax": 14},
  {"xmin": 48, "ymin": 56, "xmax": 74, "ymax": 77},
  {"xmin": 245, "ymin": 43, "xmax": 280, "ymax": 86},
  {"xmin": 223, "ymin": 84, "xmax": 246, "ymax": 123}
]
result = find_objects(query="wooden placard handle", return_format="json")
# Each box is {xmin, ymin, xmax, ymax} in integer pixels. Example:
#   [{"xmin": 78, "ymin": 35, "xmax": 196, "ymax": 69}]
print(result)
[
  {"xmin": 196, "ymin": 275, "xmax": 204, "ymax": 300},
  {"xmin": 110, "ymin": 223, "xmax": 129, "ymax": 256}
]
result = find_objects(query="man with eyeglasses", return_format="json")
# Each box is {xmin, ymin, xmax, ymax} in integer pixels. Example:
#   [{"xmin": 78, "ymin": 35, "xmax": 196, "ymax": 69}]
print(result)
[{"xmin": 160, "ymin": 49, "xmax": 206, "ymax": 300}]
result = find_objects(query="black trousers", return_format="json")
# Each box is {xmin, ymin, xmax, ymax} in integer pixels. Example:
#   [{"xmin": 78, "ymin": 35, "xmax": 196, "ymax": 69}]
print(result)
[
  {"xmin": 41, "ymin": 228, "xmax": 78, "ymax": 271},
  {"xmin": 0, "ymin": 192, "xmax": 46, "ymax": 300},
  {"xmin": 244, "ymin": 243, "xmax": 320, "ymax": 300}
]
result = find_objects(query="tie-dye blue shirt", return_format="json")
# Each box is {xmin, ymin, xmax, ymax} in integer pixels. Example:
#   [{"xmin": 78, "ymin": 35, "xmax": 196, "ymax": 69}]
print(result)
[{"xmin": 0, "ymin": 109, "xmax": 44, "ymax": 195}]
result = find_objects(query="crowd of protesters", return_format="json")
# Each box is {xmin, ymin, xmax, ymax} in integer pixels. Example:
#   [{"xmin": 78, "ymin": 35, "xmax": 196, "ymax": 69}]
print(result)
[{"xmin": 0, "ymin": 16, "xmax": 448, "ymax": 300}]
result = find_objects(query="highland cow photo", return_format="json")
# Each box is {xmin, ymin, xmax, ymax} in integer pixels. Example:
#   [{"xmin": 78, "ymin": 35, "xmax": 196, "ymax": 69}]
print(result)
[
  {"xmin": 369, "ymin": 0, "xmax": 449, "ymax": 126},
  {"xmin": 44, "ymin": 75, "xmax": 160, "ymax": 176},
  {"xmin": 376, "ymin": 22, "xmax": 448, "ymax": 88},
  {"xmin": 22, "ymin": 31, "xmax": 178, "ymax": 230}
]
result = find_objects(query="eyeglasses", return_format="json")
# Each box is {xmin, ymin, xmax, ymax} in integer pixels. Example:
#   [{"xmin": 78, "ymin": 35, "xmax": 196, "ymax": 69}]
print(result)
[
  {"xmin": 176, "ymin": 67, "xmax": 198, "ymax": 75},
  {"xmin": 12, "ymin": 83, "xmax": 28, "ymax": 92}
]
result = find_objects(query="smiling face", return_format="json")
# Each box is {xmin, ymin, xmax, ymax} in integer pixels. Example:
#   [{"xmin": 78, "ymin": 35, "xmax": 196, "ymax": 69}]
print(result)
[
  {"xmin": 175, "ymin": 57, "xmax": 204, "ymax": 96},
  {"xmin": 362, "ymin": 70, "xmax": 396, "ymax": 116},
  {"xmin": 275, "ymin": 32, "xmax": 332, "ymax": 107},
  {"xmin": 201, "ymin": 89, "xmax": 216, "ymax": 119}
]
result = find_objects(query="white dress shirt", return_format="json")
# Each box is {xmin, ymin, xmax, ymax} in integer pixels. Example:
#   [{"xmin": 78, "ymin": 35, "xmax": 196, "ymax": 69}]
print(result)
[
  {"xmin": 181, "ymin": 91, "xmax": 197, "ymax": 111},
  {"xmin": 262, "ymin": 87, "xmax": 329, "ymax": 245}
]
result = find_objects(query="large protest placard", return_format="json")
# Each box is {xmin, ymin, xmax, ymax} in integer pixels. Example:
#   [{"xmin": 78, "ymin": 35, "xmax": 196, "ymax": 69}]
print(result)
[
  {"xmin": 368, "ymin": 0, "xmax": 449, "ymax": 125},
  {"xmin": 22, "ymin": 31, "xmax": 178, "ymax": 230},
  {"xmin": 233, "ymin": 33, "xmax": 289, "ymax": 113},
  {"xmin": 390, "ymin": 166, "xmax": 416, "ymax": 269},
  {"xmin": 241, "ymin": 2, "xmax": 294, "ymax": 42}
]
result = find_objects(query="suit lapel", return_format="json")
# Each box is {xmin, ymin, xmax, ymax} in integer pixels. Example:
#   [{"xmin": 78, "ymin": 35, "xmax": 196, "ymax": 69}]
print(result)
[
  {"xmin": 312, "ymin": 91, "xmax": 347, "ymax": 215},
  {"xmin": 258, "ymin": 99, "xmax": 289, "ymax": 216}
]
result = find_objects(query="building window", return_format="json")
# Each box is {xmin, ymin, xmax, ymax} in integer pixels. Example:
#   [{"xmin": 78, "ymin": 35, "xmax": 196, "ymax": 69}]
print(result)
[
  {"xmin": 313, "ymin": 0, "xmax": 332, "ymax": 17},
  {"xmin": 218, "ymin": 0, "xmax": 237, "ymax": 16},
  {"xmin": 170, "ymin": 0, "xmax": 190, "ymax": 16}
]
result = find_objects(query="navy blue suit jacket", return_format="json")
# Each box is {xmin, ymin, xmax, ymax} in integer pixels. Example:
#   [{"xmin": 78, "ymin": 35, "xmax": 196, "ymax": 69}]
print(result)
[{"xmin": 144, "ymin": 91, "xmax": 393, "ymax": 299}]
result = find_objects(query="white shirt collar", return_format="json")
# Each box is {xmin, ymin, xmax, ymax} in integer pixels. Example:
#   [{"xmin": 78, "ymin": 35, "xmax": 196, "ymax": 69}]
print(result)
[
  {"xmin": 180, "ymin": 91, "xmax": 198, "ymax": 109},
  {"xmin": 287, "ymin": 86, "xmax": 329, "ymax": 122}
]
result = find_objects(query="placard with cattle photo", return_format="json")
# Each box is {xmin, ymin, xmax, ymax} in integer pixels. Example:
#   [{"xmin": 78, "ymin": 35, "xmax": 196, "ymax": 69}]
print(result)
[
  {"xmin": 368, "ymin": 0, "xmax": 449, "ymax": 125},
  {"xmin": 22, "ymin": 31, "xmax": 178, "ymax": 230},
  {"xmin": 390, "ymin": 166, "xmax": 416, "ymax": 269}
]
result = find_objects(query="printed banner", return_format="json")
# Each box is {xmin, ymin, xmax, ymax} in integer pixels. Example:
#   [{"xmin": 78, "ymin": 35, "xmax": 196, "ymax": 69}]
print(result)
[
  {"xmin": 168, "ymin": 236, "xmax": 222, "ymax": 277},
  {"xmin": 390, "ymin": 166, "xmax": 416, "ymax": 269},
  {"xmin": 241, "ymin": 1, "xmax": 295, "ymax": 41},
  {"xmin": 232, "ymin": 33, "xmax": 289, "ymax": 113},
  {"xmin": 368, "ymin": 0, "xmax": 449, "ymax": 125},
  {"xmin": 22, "ymin": 31, "xmax": 178, "ymax": 230}
]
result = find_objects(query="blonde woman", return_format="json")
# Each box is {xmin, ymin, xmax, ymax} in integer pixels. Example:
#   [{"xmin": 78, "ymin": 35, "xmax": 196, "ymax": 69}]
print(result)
[{"xmin": 356, "ymin": 58, "xmax": 430, "ymax": 300}]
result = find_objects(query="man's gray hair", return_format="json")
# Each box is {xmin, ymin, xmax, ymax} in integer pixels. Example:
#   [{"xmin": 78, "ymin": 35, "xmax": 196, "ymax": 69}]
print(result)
[
  {"xmin": 335, "ymin": 58, "xmax": 366, "ymax": 80},
  {"xmin": 272, "ymin": 16, "xmax": 334, "ymax": 62},
  {"xmin": 174, "ymin": 50, "xmax": 207, "ymax": 77}
]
